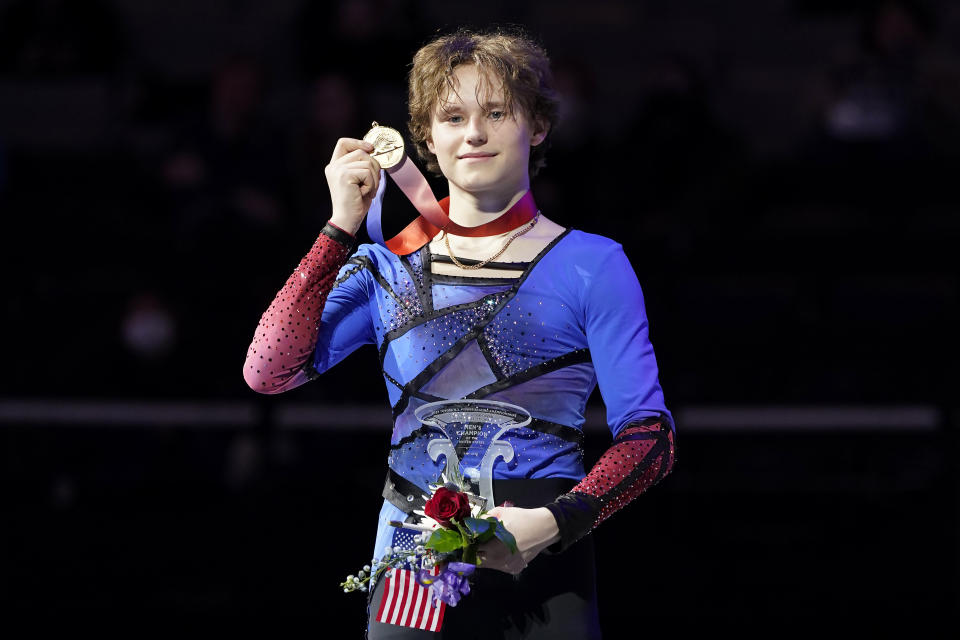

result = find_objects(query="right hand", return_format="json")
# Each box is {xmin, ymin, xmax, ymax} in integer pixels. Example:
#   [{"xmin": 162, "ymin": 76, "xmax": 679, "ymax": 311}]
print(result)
[
  {"xmin": 325, "ymin": 137, "xmax": 381, "ymax": 235},
  {"xmin": 475, "ymin": 506, "xmax": 560, "ymax": 575}
]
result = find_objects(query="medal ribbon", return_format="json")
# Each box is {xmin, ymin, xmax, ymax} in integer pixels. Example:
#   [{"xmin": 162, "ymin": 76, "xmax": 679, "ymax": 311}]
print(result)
[{"xmin": 366, "ymin": 155, "xmax": 538, "ymax": 255}]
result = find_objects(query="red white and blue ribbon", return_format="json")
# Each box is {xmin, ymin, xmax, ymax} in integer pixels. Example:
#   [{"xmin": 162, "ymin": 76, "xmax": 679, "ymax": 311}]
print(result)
[{"xmin": 366, "ymin": 155, "xmax": 539, "ymax": 255}]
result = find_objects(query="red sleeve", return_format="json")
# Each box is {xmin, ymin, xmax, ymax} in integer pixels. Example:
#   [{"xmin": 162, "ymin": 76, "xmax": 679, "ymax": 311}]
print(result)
[
  {"xmin": 243, "ymin": 223, "xmax": 355, "ymax": 394},
  {"xmin": 545, "ymin": 417, "xmax": 676, "ymax": 551}
]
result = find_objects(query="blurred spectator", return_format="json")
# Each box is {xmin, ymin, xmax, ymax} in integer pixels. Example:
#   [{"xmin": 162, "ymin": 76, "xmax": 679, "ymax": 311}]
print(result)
[
  {"xmin": 154, "ymin": 54, "xmax": 295, "ymax": 395},
  {"xmin": 796, "ymin": 0, "xmax": 949, "ymax": 210},
  {"xmin": 530, "ymin": 56, "xmax": 601, "ymax": 226},
  {"xmin": 0, "ymin": 137, "xmax": 7, "ymax": 192},
  {"xmin": 296, "ymin": 0, "xmax": 426, "ymax": 127},
  {"xmin": 288, "ymin": 72, "xmax": 366, "ymax": 235},
  {"xmin": 0, "ymin": 0, "xmax": 124, "ymax": 77},
  {"xmin": 120, "ymin": 292, "xmax": 178, "ymax": 362},
  {"xmin": 224, "ymin": 432, "xmax": 264, "ymax": 492},
  {"xmin": 823, "ymin": 0, "xmax": 933, "ymax": 143},
  {"xmin": 621, "ymin": 54, "xmax": 748, "ymax": 241},
  {"xmin": 550, "ymin": 56, "xmax": 600, "ymax": 152},
  {"xmin": 296, "ymin": 0, "xmax": 421, "ymax": 82},
  {"xmin": 160, "ymin": 54, "xmax": 291, "ymax": 259}
]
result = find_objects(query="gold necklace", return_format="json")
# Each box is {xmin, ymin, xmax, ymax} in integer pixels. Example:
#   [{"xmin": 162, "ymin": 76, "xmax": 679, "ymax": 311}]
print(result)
[{"xmin": 443, "ymin": 211, "xmax": 540, "ymax": 270}]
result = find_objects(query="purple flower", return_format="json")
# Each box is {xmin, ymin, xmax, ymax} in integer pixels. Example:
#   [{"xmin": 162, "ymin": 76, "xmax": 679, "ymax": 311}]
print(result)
[{"xmin": 415, "ymin": 562, "xmax": 476, "ymax": 607}]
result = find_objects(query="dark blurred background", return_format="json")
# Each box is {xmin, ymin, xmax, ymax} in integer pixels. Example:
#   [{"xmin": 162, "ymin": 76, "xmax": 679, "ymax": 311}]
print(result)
[{"xmin": 2, "ymin": 0, "xmax": 958, "ymax": 634}]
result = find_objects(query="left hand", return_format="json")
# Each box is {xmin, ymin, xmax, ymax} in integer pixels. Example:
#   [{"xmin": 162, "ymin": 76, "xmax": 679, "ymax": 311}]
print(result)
[{"xmin": 475, "ymin": 506, "xmax": 560, "ymax": 575}]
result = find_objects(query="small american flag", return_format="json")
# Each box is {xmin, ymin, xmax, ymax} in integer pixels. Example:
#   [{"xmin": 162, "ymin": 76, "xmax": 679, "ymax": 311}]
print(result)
[{"xmin": 375, "ymin": 566, "xmax": 446, "ymax": 631}]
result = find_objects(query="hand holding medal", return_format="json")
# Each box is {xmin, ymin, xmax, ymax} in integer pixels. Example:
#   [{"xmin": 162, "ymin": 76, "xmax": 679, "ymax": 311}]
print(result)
[
  {"xmin": 359, "ymin": 122, "xmax": 540, "ymax": 255},
  {"xmin": 324, "ymin": 136, "xmax": 383, "ymax": 236}
]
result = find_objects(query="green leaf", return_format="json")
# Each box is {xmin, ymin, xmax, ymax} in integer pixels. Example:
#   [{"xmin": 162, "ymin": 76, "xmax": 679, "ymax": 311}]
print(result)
[
  {"xmin": 463, "ymin": 517, "xmax": 495, "ymax": 543},
  {"xmin": 493, "ymin": 521, "xmax": 518, "ymax": 554},
  {"xmin": 425, "ymin": 528, "xmax": 463, "ymax": 553}
]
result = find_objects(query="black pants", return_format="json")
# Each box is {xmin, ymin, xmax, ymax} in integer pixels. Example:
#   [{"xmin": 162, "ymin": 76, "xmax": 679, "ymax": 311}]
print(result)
[{"xmin": 367, "ymin": 479, "xmax": 602, "ymax": 639}]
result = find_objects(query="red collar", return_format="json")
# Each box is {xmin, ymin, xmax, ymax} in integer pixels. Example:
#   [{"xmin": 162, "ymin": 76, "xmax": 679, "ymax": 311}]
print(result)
[
  {"xmin": 384, "ymin": 191, "xmax": 538, "ymax": 254},
  {"xmin": 435, "ymin": 191, "xmax": 538, "ymax": 237}
]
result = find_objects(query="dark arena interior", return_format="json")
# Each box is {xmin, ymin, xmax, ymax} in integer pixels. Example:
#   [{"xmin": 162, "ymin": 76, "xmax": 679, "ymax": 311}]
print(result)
[{"xmin": 1, "ymin": 0, "xmax": 957, "ymax": 635}]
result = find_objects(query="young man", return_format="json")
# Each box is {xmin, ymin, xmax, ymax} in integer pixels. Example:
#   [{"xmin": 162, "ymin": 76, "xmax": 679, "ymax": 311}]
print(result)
[{"xmin": 245, "ymin": 29, "xmax": 676, "ymax": 638}]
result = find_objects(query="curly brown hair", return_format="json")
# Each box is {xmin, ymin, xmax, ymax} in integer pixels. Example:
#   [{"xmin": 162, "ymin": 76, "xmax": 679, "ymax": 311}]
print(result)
[{"xmin": 407, "ymin": 28, "xmax": 560, "ymax": 177}]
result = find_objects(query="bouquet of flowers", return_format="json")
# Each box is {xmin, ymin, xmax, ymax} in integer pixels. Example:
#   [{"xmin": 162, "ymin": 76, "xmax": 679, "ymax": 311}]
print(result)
[{"xmin": 341, "ymin": 467, "xmax": 517, "ymax": 607}]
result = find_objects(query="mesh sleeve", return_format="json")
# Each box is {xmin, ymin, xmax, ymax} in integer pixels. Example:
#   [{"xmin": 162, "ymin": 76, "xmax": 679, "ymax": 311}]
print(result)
[
  {"xmin": 243, "ymin": 223, "xmax": 355, "ymax": 394},
  {"xmin": 545, "ymin": 416, "xmax": 676, "ymax": 552}
]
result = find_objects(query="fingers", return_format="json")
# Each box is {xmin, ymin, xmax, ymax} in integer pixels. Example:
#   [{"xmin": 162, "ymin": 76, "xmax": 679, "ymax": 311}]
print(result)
[
  {"xmin": 331, "ymin": 137, "xmax": 374, "ymax": 163},
  {"xmin": 476, "ymin": 539, "xmax": 527, "ymax": 575},
  {"xmin": 338, "ymin": 148, "xmax": 382, "ymax": 168},
  {"xmin": 325, "ymin": 138, "xmax": 380, "ymax": 225},
  {"xmin": 327, "ymin": 148, "xmax": 381, "ymax": 192},
  {"xmin": 326, "ymin": 158, "xmax": 380, "ymax": 195},
  {"xmin": 340, "ymin": 163, "xmax": 380, "ymax": 196}
]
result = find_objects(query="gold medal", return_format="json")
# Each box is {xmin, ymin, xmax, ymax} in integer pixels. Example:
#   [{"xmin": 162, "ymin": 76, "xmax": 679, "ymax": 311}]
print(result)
[{"xmin": 363, "ymin": 121, "xmax": 405, "ymax": 169}]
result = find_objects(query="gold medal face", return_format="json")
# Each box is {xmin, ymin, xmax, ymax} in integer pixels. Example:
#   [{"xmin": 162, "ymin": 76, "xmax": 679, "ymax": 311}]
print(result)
[{"xmin": 363, "ymin": 121, "xmax": 405, "ymax": 169}]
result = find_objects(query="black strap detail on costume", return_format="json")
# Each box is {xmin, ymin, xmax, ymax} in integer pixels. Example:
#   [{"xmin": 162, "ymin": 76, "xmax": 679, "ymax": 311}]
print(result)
[
  {"xmin": 425, "ymin": 240, "xmax": 523, "ymax": 285},
  {"xmin": 430, "ymin": 254, "xmax": 528, "ymax": 271},
  {"xmin": 418, "ymin": 244, "xmax": 436, "ymax": 294},
  {"xmin": 347, "ymin": 255, "xmax": 404, "ymax": 307},
  {"xmin": 476, "ymin": 333, "xmax": 506, "ymax": 380},
  {"xmin": 387, "ymin": 425, "xmax": 431, "ymax": 452},
  {"xmin": 528, "ymin": 418, "xmax": 585, "ymax": 447},
  {"xmin": 301, "ymin": 356, "xmax": 322, "ymax": 382},
  {"xmin": 387, "ymin": 416, "xmax": 583, "ymax": 452},
  {"xmin": 400, "ymin": 253, "xmax": 433, "ymax": 314},
  {"xmin": 430, "ymin": 273, "xmax": 520, "ymax": 286},
  {"xmin": 596, "ymin": 434, "xmax": 670, "ymax": 510},
  {"xmin": 320, "ymin": 222, "xmax": 356, "ymax": 249},
  {"xmin": 613, "ymin": 415, "xmax": 669, "ymax": 441},
  {"xmin": 390, "ymin": 230, "xmax": 573, "ymax": 419},
  {"xmin": 383, "ymin": 468, "xmax": 430, "ymax": 513},
  {"xmin": 465, "ymin": 348, "xmax": 592, "ymax": 399},
  {"xmin": 615, "ymin": 414, "xmax": 674, "ymax": 439},
  {"xmin": 596, "ymin": 418, "xmax": 676, "ymax": 502},
  {"xmin": 333, "ymin": 263, "xmax": 363, "ymax": 288},
  {"xmin": 605, "ymin": 420, "xmax": 675, "ymax": 493},
  {"xmin": 377, "ymin": 291, "xmax": 508, "ymax": 367},
  {"xmin": 383, "ymin": 370, "xmax": 404, "ymax": 391},
  {"xmin": 544, "ymin": 417, "xmax": 674, "ymax": 553},
  {"xmin": 384, "ymin": 470, "xmax": 583, "ymax": 516}
]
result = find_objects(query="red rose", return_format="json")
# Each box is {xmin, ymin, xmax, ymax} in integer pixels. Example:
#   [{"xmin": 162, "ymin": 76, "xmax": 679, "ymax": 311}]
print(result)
[{"xmin": 424, "ymin": 487, "xmax": 471, "ymax": 527}]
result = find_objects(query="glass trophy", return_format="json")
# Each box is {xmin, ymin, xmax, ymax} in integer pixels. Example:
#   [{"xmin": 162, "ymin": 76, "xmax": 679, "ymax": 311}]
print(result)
[{"xmin": 413, "ymin": 400, "xmax": 531, "ymax": 510}]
